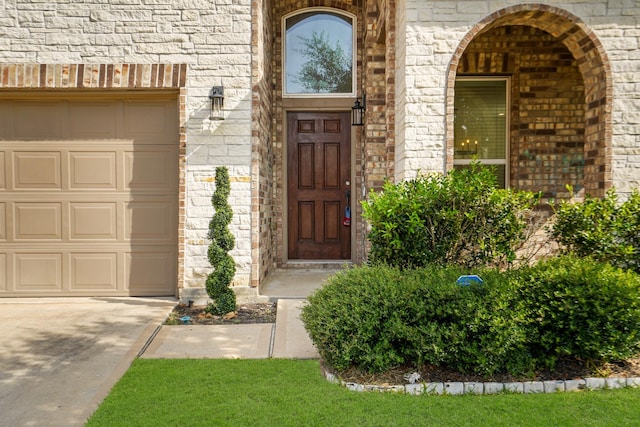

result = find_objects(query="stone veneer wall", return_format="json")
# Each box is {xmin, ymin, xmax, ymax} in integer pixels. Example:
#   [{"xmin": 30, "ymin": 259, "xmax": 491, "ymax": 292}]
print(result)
[
  {"xmin": 399, "ymin": 1, "xmax": 640, "ymax": 198},
  {"xmin": 0, "ymin": 1, "xmax": 255, "ymax": 297}
]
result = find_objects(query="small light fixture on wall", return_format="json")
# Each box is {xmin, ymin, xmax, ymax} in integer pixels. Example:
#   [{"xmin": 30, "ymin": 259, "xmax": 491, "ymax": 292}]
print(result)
[
  {"xmin": 209, "ymin": 85, "xmax": 224, "ymax": 120},
  {"xmin": 351, "ymin": 94, "xmax": 366, "ymax": 126}
]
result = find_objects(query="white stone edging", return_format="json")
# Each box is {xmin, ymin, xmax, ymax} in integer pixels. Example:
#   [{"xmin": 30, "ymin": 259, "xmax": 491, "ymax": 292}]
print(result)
[{"xmin": 323, "ymin": 370, "xmax": 640, "ymax": 395}]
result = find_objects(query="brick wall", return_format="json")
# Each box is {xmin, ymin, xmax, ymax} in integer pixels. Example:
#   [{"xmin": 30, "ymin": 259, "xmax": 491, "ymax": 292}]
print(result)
[
  {"xmin": 458, "ymin": 26, "xmax": 585, "ymax": 199},
  {"xmin": 251, "ymin": 0, "xmax": 276, "ymax": 286},
  {"xmin": 401, "ymin": 1, "xmax": 640, "ymax": 198}
]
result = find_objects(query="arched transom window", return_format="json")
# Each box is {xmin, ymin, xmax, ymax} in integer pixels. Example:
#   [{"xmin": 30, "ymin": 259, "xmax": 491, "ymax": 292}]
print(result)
[{"xmin": 283, "ymin": 8, "xmax": 356, "ymax": 97}]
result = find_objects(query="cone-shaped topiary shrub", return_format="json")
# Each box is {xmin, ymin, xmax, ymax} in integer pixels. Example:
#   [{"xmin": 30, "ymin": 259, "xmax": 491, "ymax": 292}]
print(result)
[{"xmin": 205, "ymin": 167, "xmax": 237, "ymax": 315}]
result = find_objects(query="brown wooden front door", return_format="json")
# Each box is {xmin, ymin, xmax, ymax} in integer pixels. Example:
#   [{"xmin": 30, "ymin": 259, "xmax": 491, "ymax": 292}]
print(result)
[{"xmin": 287, "ymin": 112, "xmax": 351, "ymax": 260}]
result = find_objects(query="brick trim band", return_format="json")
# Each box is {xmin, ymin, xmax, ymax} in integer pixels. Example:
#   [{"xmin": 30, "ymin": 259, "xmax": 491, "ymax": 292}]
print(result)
[{"xmin": 0, "ymin": 63, "xmax": 187, "ymax": 89}]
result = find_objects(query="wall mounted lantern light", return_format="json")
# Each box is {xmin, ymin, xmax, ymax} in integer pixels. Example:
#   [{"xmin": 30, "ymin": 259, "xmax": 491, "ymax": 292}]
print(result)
[
  {"xmin": 351, "ymin": 94, "xmax": 366, "ymax": 126},
  {"xmin": 209, "ymin": 85, "xmax": 225, "ymax": 120}
]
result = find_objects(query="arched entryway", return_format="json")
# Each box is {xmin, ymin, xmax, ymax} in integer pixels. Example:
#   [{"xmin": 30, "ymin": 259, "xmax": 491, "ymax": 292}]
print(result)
[
  {"xmin": 251, "ymin": 0, "xmax": 372, "ymax": 287},
  {"xmin": 270, "ymin": 1, "xmax": 367, "ymax": 269},
  {"xmin": 447, "ymin": 4, "xmax": 612, "ymax": 199}
]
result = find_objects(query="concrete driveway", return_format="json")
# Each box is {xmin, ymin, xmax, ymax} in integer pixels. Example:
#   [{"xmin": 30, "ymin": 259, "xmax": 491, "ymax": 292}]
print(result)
[{"xmin": 0, "ymin": 297, "xmax": 176, "ymax": 426}]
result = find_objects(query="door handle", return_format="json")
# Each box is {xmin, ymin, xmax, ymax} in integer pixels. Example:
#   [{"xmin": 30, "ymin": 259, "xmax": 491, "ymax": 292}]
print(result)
[{"xmin": 343, "ymin": 190, "xmax": 351, "ymax": 226}]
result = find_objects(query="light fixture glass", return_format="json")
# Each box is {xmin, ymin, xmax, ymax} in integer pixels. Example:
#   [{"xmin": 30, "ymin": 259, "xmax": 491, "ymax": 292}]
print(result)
[
  {"xmin": 209, "ymin": 86, "xmax": 224, "ymax": 120},
  {"xmin": 351, "ymin": 94, "xmax": 366, "ymax": 126}
]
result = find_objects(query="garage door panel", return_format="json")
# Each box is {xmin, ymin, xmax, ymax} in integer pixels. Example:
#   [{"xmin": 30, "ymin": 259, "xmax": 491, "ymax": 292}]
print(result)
[
  {"xmin": 15, "ymin": 253, "xmax": 62, "ymax": 291},
  {"xmin": 0, "ymin": 254, "xmax": 5, "ymax": 291},
  {"xmin": 0, "ymin": 152, "xmax": 5, "ymax": 189},
  {"xmin": 14, "ymin": 152, "xmax": 62, "ymax": 189},
  {"xmin": 126, "ymin": 201, "xmax": 174, "ymax": 241},
  {"xmin": 125, "ymin": 149, "xmax": 176, "ymax": 190},
  {"xmin": 68, "ymin": 102, "xmax": 118, "ymax": 138},
  {"xmin": 70, "ymin": 253, "xmax": 118, "ymax": 291},
  {"xmin": 11, "ymin": 102, "xmax": 63, "ymax": 140},
  {"xmin": 0, "ymin": 104, "xmax": 6, "ymax": 137},
  {"xmin": 0, "ymin": 203, "xmax": 5, "ymax": 240},
  {"xmin": 123, "ymin": 102, "xmax": 177, "ymax": 144},
  {"xmin": 70, "ymin": 203, "xmax": 117, "ymax": 240},
  {"xmin": 15, "ymin": 203, "xmax": 62, "ymax": 240},
  {"xmin": 69, "ymin": 152, "xmax": 117, "ymax": 189},
  {"xmin": 126, "ymin": 251, "xmax": 174, "ymax": 295}
]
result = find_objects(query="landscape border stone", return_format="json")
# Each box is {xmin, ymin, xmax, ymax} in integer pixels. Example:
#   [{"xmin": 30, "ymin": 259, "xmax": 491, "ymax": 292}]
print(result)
[{"xmin": 322, "ymin": 369, "xmax": 640, "ymax": 395}]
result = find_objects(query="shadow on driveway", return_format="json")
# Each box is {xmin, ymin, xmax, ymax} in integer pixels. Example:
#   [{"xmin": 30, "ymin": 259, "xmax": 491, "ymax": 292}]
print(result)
[{"xmin": 0, "ymin": 297, "xmax": 175, "ymax": 426}]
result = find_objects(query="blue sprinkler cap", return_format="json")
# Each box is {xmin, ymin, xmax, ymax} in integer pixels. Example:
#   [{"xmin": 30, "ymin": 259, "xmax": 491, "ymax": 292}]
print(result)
[{"xmin": 456, "ymin": 275, "xmax": 484, "ymax": 287}]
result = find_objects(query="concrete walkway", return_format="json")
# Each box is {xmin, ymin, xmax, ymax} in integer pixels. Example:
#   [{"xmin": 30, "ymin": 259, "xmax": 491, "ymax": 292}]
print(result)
[
  {"xmin": 141, "ymin": 299, "xmax": 319, "ymax": 359},
  {"xmin": 140, "ymin": 268, "xmax": 333, "ymax": 360}
]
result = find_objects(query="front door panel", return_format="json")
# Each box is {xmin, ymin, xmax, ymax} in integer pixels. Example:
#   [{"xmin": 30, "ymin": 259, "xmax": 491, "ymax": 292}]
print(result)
[{"xmin": 287, "ymin": 112, "xmax": 351, "ymax": 260}]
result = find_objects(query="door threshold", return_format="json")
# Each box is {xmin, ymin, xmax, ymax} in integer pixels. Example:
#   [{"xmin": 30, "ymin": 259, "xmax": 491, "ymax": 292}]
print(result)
[{"xmin": 279, "ymin": 260, "xmax": 352, "ymax": 270}]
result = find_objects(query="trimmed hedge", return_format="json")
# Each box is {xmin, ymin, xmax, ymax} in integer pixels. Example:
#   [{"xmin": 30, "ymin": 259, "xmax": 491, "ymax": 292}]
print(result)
[
  {"xmin": 301, "ymin": 265, "xmax": 532, "ymax": 375},
  {"xmin": 515, "ymin": 256, "xmax": 640, "ymax": 367},
  {"xmin": 301, "ymin": 257, "xmax": 640, "ymax": 376}
]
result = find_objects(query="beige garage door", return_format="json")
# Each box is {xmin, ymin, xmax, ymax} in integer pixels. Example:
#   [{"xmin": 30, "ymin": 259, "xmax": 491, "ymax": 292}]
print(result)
[{"xmin": 0, "ymin": 93, "xmax": 178, "ymax": 296}]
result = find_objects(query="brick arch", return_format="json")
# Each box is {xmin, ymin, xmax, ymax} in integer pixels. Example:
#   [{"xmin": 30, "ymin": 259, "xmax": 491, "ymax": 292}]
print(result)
[
  {"xmin": 446, "ymin": 4, "xmax": 612, "ymax": 197},
  {"xmin": 276, "ymin": 1, "xmax": 360, "ymax": 18},
  {"xmin": 273, "ymin": 0, "xmax": 364, "ymax": 84}
]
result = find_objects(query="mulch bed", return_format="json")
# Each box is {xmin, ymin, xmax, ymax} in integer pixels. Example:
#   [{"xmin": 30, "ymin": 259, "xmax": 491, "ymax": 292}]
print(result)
[
  {"xmin": 165, "ymin": 302, "xmax": 640, "ymax": 385},
  {"xmin": 329, "ymin": 356, "xmax": 640, "ymax": 386},
  {"xmin": 165, "ymin": 302, "xmax": 277, "ymax": 325}
]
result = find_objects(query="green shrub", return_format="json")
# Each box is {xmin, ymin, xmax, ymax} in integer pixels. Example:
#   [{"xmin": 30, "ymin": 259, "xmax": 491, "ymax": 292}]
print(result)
[
  {"xmin": 401, "ymin": 267, "xmax": 533, "ymax": 376},
  {"xmin": 362, "ymin": 163, "xmax": 540, "ymax": 269},
  {"xmin": 301, "ymin": 266, "xmax": 409, "ymax": 372},
  {"xmin": 301, "ymin": 265, "xmax": 533, "ymax": 376},
  {"xmin": 302, "ymin": 259, "xmax": 640, "ymax": 376},
  {"xmin": 215, "ymin": 288, "xmax": 238, "ymax": 316},
  {"xmin": 514, "ymin": 256, "xmax": 640, "ymax": 367},
  {"xmin": 551, "ymin": 189, "xmax": 640, "ymax": 273},
  {"xmin": 205, "ymin": 167, "xmax": 237, "ymax": 315}
]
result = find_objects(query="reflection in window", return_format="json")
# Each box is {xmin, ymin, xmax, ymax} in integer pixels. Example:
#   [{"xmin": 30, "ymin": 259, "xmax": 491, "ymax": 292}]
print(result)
[
  {"xmin": 284, "ymin": 10, "xmax": 354, "ymax": 96},
  {"xmin": 454, "ymin": 78, "xmax": 509, "ymax": 188}
]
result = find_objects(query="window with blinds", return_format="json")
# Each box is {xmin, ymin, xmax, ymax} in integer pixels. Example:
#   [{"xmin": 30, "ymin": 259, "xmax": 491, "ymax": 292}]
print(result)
[{"xmin": 454, "ymin": 78, "xmax": 509, "ymax": 188}]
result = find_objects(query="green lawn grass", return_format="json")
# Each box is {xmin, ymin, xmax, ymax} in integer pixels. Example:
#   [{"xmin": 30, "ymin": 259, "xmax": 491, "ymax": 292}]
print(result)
[{"xmin": 87, "ymin": 359, "xmax": 640, "ymax": 427}]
